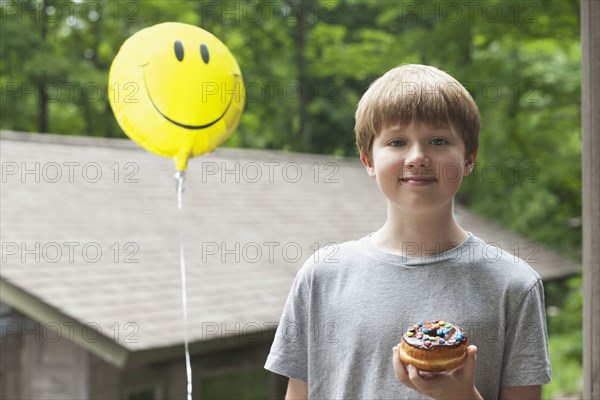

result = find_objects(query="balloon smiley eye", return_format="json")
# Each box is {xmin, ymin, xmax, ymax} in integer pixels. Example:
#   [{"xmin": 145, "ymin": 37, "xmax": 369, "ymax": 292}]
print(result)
[
  {"xmin": 174, "ymin": 40, "xmax": 184, "ymax": 62},
  {"xmin": 200, "ymin": 44, "xmax": 209, "ymax": 64}
]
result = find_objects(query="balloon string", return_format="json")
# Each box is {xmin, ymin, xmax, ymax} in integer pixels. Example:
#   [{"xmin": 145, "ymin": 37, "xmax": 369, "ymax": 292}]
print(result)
[{"xmin": 175, "ymin": 170, "xmax": 192, "ymax": 400}]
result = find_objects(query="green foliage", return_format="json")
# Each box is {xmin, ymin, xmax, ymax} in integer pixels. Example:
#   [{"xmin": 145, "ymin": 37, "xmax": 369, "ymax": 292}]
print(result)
[
  {"xmin": 545, "ymin": 336, "xmax": 583, "ymax": 399},
  {"xmin": 543, "ymin": 273, "xmax": 583, "ymax": 398},
  {"xmin": 200, "ymin": 369, "xmax": 269, "ymax": 399}
]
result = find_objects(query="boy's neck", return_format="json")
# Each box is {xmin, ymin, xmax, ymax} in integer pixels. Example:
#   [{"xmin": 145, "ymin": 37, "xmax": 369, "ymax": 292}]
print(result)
[{"xmin": 371, "ymin": 202, "xmax": 469, "ymax": 258}]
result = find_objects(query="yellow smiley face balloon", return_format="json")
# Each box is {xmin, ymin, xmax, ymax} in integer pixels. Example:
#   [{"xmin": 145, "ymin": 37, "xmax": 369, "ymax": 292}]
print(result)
[{"xmin": 109, "ymin": 22, "xmax": 245, "ymax": 171}]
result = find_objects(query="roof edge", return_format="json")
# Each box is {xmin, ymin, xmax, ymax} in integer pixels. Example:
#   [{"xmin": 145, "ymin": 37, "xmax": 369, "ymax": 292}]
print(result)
[
  {"xmin": 0, "ymin": 130, "xmax": 138, "ymax": 150},
  {"xmin": 0, "ymin": 130, "xmax": 360, "ymax": 164},
  {"xmin": 125, "ymin": 325, "xmax": 278, "ymax": 369},
  {"xmin": 0, "ymin": 277, "xmax": 130, "ymax": 368}
]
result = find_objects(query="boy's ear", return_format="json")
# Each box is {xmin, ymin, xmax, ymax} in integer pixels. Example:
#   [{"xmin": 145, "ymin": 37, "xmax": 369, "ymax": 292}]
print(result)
[
  {"xmin": 463, "ymin": 150, "xmax": 478, "ymax": 176},
  {"xmin": 359, "ymin": 151, "xmax": 376, "ymax": 178}
]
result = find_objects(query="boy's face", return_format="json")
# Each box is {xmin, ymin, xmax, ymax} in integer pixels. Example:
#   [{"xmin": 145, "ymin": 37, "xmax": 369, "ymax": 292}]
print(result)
[{"xmin": 360, "ymin": 122, "xmax": 476, "ymax": 213}]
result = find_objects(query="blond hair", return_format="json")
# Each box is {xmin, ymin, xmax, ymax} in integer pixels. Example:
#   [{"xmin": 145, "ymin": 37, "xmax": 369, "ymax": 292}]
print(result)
[{"xmin": 355, "ymin": 64, "xmax": 480, "ymax": 163}]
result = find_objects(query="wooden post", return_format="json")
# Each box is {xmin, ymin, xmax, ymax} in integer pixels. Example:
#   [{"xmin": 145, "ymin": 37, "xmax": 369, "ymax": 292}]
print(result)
[{"xmin": 581, "ymin": 1, "xmax": 600, "ymax": 399}]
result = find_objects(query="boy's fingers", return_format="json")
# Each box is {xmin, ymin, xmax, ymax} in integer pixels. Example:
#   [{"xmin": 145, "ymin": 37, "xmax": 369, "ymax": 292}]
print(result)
[
  {"xmin": 406, "ymin": 364, "xmax": 426, "ymax": 387},
  {"xmin": 417, "ymin": 370, "xmax": 438, "ymax": 380},
  {"xmin": 406, "ymin": 364, "xmax": 438, "ymax": 394},
  {"xmin": 392, "ymin": 347, "xmax": 406, "ymax": 380},
  {"xmin": 462, "ymin": 345, "xmax": 478, "ymax": 380},
  {"xmin": 392, "ymin": 347, "xmax": 417, "ymax": 390}
]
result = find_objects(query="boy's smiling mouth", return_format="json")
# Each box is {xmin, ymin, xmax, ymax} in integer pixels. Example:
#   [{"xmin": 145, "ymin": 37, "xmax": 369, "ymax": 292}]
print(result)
[{"xmin": 400, "ymin": 176, "xmax": 437, "ymax": 185}]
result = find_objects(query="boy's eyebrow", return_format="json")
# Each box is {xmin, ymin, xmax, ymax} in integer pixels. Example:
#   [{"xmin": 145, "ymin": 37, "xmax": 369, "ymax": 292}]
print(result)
[
  {"xmin": 424, "ymin": 124, "xmax": 452, "ymax": 131},
  {"xmin": 431, "ymin": 127, "xmax": 454, "ymax": 134},
  {"xmin": 381, "ymin": 127, "xmax": 399, "ymax": 136},
  {"xmin": 382, "ymin": 125, "xmax": 452, "ymax": 135}
]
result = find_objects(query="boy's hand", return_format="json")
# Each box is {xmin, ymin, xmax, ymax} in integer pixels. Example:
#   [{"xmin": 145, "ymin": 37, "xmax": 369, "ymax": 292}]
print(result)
[{"xmin": 392, "ymin": 345, "xmax": 483, "ymax": 400}]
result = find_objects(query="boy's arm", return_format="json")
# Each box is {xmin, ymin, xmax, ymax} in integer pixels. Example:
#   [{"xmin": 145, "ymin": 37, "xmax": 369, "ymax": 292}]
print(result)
[
  {"xmin": 498, "ymin": 385, "xmax": 541, "ymax": 400},
  {"xmin": 285, "ymin": 378, "xmax": 308, "ymax": 400}
]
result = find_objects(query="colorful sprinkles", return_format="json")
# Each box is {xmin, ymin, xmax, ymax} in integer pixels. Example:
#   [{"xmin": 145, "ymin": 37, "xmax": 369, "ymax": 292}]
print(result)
[{"xmin": 404, "ymin": 320, "xmax": 466, "ymax": 349}]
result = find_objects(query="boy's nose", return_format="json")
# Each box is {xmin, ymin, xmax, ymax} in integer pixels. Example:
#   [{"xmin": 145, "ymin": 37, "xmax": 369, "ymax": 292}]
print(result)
[{"xmin": 404, "ymin": 148, "xmax": 431, "ymax": 170}]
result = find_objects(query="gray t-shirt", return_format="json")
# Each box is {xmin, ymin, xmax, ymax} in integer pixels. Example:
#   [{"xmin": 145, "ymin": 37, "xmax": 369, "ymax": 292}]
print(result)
[{"xmin": 265, "ymin": 233, "xmax": 551, "ymax": 399}]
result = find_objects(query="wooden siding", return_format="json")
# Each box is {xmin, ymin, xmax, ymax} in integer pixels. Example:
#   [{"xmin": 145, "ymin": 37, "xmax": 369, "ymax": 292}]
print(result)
[{"xmin": 582, "ymin": 0, "xmax": 600, "ymax": 398}]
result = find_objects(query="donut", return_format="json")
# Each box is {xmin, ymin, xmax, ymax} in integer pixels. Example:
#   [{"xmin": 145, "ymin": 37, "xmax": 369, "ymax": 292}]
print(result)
[{"xmin": 398, "ymin": 320, "xmax": 468, "ymax": 372}]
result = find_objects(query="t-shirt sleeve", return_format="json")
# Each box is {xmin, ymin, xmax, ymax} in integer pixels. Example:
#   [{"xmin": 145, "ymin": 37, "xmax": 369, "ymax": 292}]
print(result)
[
  {"xmin": 264, "ymin": 266, "xmax": 310, "ymax": 382},
  {"xmin": 500, "ymin": 278, "xmax": 552, "ymax": 387}
]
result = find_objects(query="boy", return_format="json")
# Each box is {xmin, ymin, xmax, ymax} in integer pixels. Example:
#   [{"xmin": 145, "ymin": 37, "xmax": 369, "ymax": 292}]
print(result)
[{"xmin": 264, "ymin": 64, "xmax": 551, "ymax": 399}]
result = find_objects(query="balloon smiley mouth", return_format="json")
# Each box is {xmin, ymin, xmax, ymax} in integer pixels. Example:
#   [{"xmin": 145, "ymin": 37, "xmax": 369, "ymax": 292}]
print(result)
[{"xmin": 142, "ymin": 66, "xmax": 236, "ymax": 130}]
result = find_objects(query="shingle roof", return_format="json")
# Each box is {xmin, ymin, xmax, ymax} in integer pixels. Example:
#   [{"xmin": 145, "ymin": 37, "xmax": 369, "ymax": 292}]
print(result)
[{"xmin": 0, "ymin": 131, "xmax": 578, "ymax": 366}]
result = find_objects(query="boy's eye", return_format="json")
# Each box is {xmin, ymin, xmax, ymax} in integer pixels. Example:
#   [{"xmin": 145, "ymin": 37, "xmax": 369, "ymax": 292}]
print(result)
[
  {"xmin": 431, "ymin": 138, "xmax": 448, "ymax": 145},
  {"xmin": 389, "ymin": 139, "xmax": 405, "ymax": 147}
]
